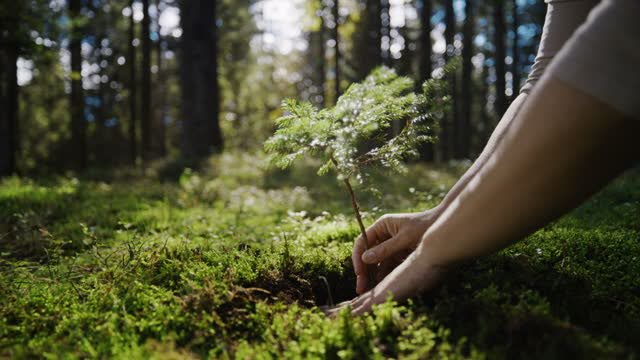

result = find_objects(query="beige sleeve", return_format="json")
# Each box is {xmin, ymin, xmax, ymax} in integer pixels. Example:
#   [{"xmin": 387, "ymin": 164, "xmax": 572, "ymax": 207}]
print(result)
[
  {"xmin": 520, "ymin": 0, "xmax": 599, "ymax": 94},
  {"xmin": 548, "ymin": 0, "xmax": 640, "ymax": 120}
]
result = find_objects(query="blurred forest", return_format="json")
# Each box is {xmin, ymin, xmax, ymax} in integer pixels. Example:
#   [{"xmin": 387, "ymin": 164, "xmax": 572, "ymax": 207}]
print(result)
[
  {"xmin": 5, "ymin": 3, "xmax": 640, "ymax": 357},
  {"xmin": 0, "ymin": 0, "xmax": 546, "ymax": 176}
]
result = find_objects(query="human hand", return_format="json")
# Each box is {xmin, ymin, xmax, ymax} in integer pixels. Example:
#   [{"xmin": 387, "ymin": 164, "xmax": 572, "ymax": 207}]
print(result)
[
  {"xmin": 328, "ymin": 242, "xmax": 448, "ymax": 316},
  {"xmin": 353, "ymin": 208, "xmax": 441, "ymax": 295}
]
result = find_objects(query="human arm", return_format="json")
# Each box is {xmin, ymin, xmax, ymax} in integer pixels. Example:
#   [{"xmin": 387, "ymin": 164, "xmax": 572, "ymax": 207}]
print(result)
[
  {"xmin": 339, "ymin": 75, "xmax": 640, "ymax": 315},
  {"xmin": 352, "ymin": 94, "xmax": 528, "ymax": 295}
]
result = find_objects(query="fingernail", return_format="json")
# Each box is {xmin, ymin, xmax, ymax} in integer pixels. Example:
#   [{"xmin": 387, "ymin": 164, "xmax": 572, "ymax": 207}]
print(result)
[{"xmin": 362, "ymin": 250, "xmax": 375, "ymax": 263}]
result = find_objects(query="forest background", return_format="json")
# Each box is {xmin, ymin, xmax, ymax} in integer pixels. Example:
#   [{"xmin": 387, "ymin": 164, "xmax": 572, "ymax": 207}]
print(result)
[
  {"xmin": 3, "ymin": 2, "xmax": 640, "ymax": 358},
  {"xmin": 0, "ymin": 0, "xmax": 545, "ymax": 174}
]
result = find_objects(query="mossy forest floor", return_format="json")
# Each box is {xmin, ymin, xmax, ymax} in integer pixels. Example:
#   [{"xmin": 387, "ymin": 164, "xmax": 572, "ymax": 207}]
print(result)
[{"xmin": 1, "ymin": 153, "xmax": 639, "ymax": 359}]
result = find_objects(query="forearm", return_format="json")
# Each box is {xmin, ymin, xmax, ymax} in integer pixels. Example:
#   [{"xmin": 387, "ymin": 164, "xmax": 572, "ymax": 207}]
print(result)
[
  {"xmin": 431, "ymin": 94, "xmax": 528, "ymax": 214},
  {"xmin": 420, "ymin": 77, "xmax": 639, "ymax": 267}
]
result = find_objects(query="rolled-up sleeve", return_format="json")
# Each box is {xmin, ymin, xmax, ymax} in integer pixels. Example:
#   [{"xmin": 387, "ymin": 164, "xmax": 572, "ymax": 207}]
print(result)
[{"xmin": 548, "ymin": 0, "xmax": 640, "ymax": 120}]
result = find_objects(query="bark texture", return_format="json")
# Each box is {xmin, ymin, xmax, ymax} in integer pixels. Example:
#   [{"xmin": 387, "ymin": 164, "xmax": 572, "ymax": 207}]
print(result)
[
  {"xmin": 332, "ymin": 0, "xmax": 341, "ymax": 100},
  {"xmin": 441, "ymin": 0, "xmax": 457, "ymax": 161},
  {"xmin": 511, "ymin": 0, "xmax": 520, "ymax": 99},
  {"xmin": 458, "ymin": 0, "xmax": 475, "ymax": 159},
  {"xmin": 493, "ymin": 0, "xmax": 507, "ymax": 117},
  {"xmin": 180, "ymin": 0, "xmax": 223, "ymax": 159},
  {"xmin": 69, "ymin": 0, "xmax": 86, "ymax": 170},
  {"xmin": 418, "ymin": 0, "xmax": 434, "ymax": 161},
  {"xmin": 0, "ymin": 41, "xmax": 18, "ymax": 176},
  {"xmin": 141, "ymin": 0, "xmax": 152, "ymax": 161},
  {"xmin": 155, "ymin": 0, "xmax": 166, "ymax": 157},
  {"xmin": 128, "ymin": 0, "xmax": 137, "ymax": 164}
]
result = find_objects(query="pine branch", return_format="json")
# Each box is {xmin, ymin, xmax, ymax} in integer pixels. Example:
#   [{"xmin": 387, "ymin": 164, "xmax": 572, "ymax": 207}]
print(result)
[{"xmin": 265, "ymin": 62, "xmax": 456, "ymax": 291}]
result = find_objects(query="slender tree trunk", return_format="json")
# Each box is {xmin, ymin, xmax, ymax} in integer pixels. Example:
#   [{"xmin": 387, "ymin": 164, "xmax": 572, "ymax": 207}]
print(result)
[
  {"xmin": 458, "ymin": 0, "xmax": 474, "ymax": 159},
  {"xmin": 141, "ymin": 0, "xmax": 152, "ymax": 161},
  {"xmin": 479, "ymin": 58, "xmax": 491, "ymax": 153},
  {"xmin": 418, "ymin": 0, "xmax": 434, "ymax": 161},
  {"xmin": 358, "ymin": 0, "xmax": 382, "ymax": 80},
  {"xmin": 317, "ymin": 13, "xmax": 328, "ymax": 107},
  {"xmin": 180, "ymin": 0, "xmax": 223, "ymax": 160},
  {"xmin": 155, "ymin": 0, "xmax": 166, "ymax": 157},
  {"xmin": 493, "ymin": 0, "xmax": 507, "ymax": 117},
  {"xmin": 0, "ymin": 42, "xmax": 7, "ymax": 176},
  {"xmin": 511, "ymin": 0, "xmax": 520, "ymax": 100},
  {"xmin": 97, "ymin": 37, "xmax": 107, "ymax": 163},
  {"xmin": 419, "ymin": 0, "xmax": 432, "ymax": 85},
  {"xmin": 396, "ymin": 27, "xmax": 415, "ymax": 77},
  {"xmin": 319, "ymin": 13, "xmax": 326, "ymax": 107},
  {"xmin": 381, "ymin": 0, "xmax": 401, "ymax": 135},
  {"xmin": 128, "ymin": 0, "xmax": 138, "ymax": 164},
  {"xmin": 93, "ymin": 1, "xmax": 113, "ymax": 165},
  {"xmin": 441, "ymin": 0, "xmax": 456, "ymax": 162},
  {"xmin": 0, "ymin": 41, "xmax": 18, "ymax": 176},
  {"xmin": 381, "ymin": 0, "xmax": 391, "ymax": 67},
  {"xmin": 8, "ymin": 47, "xmax": 18, "ymax": 175},
  {"xmin": 536, "ymin": 1, "xmax": 546, "ymax": 42},
  {"xmin": 309, "ymin": 7, "xmax": 325, "ymax": 108},
  {"xmin": 69, "ymin": 0, "xmax": 86, "ymax": 170},
  {"xmin": 333, "ymin": 0, "xmax": 340, "ymax": 101}
]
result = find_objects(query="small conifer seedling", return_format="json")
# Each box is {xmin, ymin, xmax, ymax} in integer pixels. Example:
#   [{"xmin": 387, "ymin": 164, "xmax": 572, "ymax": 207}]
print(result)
[{"xmin": 265, "ymin": 65, "xmax": 454, "ymax": 288}]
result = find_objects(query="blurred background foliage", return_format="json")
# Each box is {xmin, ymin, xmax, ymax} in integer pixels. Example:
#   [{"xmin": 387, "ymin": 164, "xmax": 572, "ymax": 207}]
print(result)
[{"xmin": 1, "ymin": 0, "xmax": 546, "ymax": 175}]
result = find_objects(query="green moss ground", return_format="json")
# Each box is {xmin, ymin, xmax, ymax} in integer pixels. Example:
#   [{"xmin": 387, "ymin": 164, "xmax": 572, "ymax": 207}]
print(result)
[{"xmin": 1, "ymin": 153, "xmax": 638, "ymax": 359}]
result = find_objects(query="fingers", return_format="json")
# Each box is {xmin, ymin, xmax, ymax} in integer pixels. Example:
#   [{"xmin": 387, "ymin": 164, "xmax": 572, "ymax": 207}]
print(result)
[
  {"xmin": 361, "ymin": 234, "xmax": 407, "ymax": 265},
  {"xmin": 321, "ymin": 293, "xmax": 378, "ymax": 317},
  {"xmin": 353, "ymin": 216, "xmax": 393, "ymax": 294},
  {"xmin": 350, "ymin": 287, "xmax": 384, "ymax": 316},
  {"xmin": 352, "ymin": 236, "xmax": 369, "ymax": 294},
  {"xmin": 322, "ymin": 300, "xmax": 351, "ymax": 318},
  {"xmin": 363, "ymin": 215, "xmax": 394, "ymax": 246},
  {"xmin": 328, "ymin": 251, "xmax": 448, "ymax": 318}
]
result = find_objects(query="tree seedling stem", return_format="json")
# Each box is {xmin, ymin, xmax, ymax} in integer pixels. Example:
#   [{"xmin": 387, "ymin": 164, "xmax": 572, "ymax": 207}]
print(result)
[{"xmin": 331, "ymin": 156, "xmax": 377, "ymax": 290}]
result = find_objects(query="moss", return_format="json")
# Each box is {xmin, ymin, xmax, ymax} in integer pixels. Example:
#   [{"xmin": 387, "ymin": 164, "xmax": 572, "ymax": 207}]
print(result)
[{"xmin": 0, "ymin": 155, "xmax": 638, "ymax": 358}]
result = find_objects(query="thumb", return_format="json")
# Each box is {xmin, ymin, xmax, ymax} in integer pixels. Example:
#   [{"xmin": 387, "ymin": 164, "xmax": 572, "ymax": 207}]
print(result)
[{"xmin": 361, "ymin": 235, "xmax": 406, "ymax": 264}]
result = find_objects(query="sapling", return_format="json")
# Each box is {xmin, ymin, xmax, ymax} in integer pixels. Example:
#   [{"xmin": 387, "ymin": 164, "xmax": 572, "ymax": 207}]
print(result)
[{"xmin": 265, "ymin": 64, "xmax": 455, "ymax": 288}]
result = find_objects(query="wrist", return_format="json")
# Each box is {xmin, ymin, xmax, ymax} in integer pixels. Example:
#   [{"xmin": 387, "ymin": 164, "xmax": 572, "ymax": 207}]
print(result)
[
  {"xmin": 419, "ymin": 202, "xmax": 446, "ymax": 221},
  {"xmin": 416, "ymin": 229, "xmax": 454, "ymax": 269}
]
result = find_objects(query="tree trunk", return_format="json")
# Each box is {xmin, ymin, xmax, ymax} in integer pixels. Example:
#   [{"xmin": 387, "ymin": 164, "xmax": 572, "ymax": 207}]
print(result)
[
  {"xmin": 91, "ymin": 0, "xmax": 111, "ymax": 165},
  {"xmin": 0, "ymin": 41, "xmax": 18, "ymax": 177},
  {"xmin": 356, "ymin": 0, "xmax": 382, "ymax": 80},
  {"xmin": 381, "ymin": 0, "xmax": 391, "ymax": 67},
  {"xmin": 333, "ymin": 0, "xmax": 340, "ymax": 101},
  {"xmin": 440, "ymin": 0, "xmax": 456, "ymax": 162},
  {"xmin": 180, "ymin": 0, "xmax": 223, "ymax": 160},
  {"xmin": 308, "ymin": 7, "xmax": 325, "ymax": 108},
  {"xmin": 69, "ymin": 0, "xmax": 86, "ymax": 170},
  {"xmin": 418, "ymin": 0, "xmax": 434, "ymax": 161},
  {"xmin": 479, "ymin": 58, "xmax": 491, "ymax": 153},
  {"xmin": 511, "ymin": 0, "xmax": 520, "ymax": 100},
  {"xmin": 419, "ymin": 0, "xmax": 432, "ymax": 84},
  {"xmin": 8, "ymin": 46, "xmax": 18, "ymax": 175},
  {"xmin": 0, "ymin": 42, "xmax": 6, "ymax": 176},
  {"xmin": 141, "ymin": 0, "xmax": 152, "ymax": 161},
  {"xmin": 493, "ymin": 0, "xmax": 507, "ymax": 117},
  {"xmin": 96, "ymin": 36, "xmax": 107, "ymax": 163},
  {"xmin": 128, "ymin": 0, "xmax": 137, "ymax": 164},
  {"xmin": 536, "ymin": 1, "xmax": 546, "ymax": 41},
  {"xmin": 319, "ymin": 16, "xmax": 326, "ymax": 106},
  {"xmin": 155, "ymin": 0, "xmax": 166, "ymax": 157},
  {"xmin": 458, "ymin": 0, "xmax": 474, "ymax": 159}
]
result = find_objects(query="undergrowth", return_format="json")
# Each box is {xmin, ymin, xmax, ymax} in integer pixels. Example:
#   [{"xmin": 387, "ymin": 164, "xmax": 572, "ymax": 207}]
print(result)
[{"xmin": 0, "ymin": 153, "xmax": 638, "ymax": 359}]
